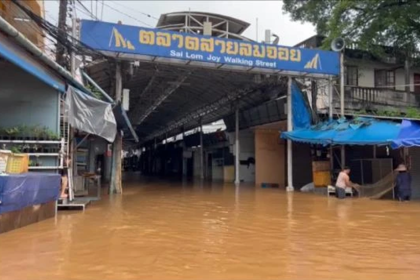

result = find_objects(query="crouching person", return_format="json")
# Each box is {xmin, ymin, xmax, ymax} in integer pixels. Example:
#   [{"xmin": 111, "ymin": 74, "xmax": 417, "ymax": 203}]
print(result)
[{"xmin": 335, "ymin": 166, "xmax": 352, "ymax": 199}]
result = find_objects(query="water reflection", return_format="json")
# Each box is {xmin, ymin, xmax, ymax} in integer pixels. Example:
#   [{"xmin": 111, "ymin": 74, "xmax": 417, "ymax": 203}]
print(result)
[{"xmin": 1, "ymin": 179, "xmax": 420, "ymax": 280}]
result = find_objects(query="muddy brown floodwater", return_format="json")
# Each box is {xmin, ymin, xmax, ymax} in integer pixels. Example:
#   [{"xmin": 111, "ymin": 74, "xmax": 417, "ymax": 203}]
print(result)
[{"xmin": 1, "ymin": 179, "xmax": 420, "ymax": 280}]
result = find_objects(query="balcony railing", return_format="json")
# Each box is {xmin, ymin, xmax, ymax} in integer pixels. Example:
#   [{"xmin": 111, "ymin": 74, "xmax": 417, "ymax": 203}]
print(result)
[{"xmin": 332, "ymin": 86, "xmax": 420, "ymax": 113}]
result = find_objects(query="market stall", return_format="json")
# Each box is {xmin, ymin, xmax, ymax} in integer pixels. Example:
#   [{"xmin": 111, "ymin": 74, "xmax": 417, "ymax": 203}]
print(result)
[
  {"xmin": 282, "ymin": 117, "xmax": 420, "ymax": 198},
  {"xmin": 0, "ymin": 172, "xmax": 60, "ymax": 233}
]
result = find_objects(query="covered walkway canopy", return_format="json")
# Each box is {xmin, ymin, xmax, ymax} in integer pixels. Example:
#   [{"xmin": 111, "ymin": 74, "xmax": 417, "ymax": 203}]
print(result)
[{"xmin": 80, "ymin": 18, "xmax": 340, "ymax": 144}]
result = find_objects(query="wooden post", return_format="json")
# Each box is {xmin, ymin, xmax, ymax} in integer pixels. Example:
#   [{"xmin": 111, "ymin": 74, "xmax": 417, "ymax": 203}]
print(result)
[{"xmin": 110, "ymin": 62, "xmax": 123, "ymax": 194}]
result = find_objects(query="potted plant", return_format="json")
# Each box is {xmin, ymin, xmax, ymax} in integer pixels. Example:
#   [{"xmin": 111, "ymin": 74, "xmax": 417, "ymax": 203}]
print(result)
[
  {"xmin": 45, "ymin": 128, "xmax": 59, "ymax": 141},
  {"xmin": 5, "ymin": 127, "xmax": 20, "ymax": 140},
  {"xmin": 10, "ymin": 146, "xmax": 21, "ymax": 153},
  {"xmin": 32, "ymin": 125, "xmax": 43, "ymax": 141},
  {"xmin": 18, "ymin": 125, "xmax": 30, "ymax": 140},
  {"xmin": 22, "ymin": 144, "xmax": 30, "ymax": 153},
  {"xmin": 28, "ymin": 125, "xmax": 36, "ymax": 140},
  {"xmin": 31, "ymin": 144, "xmax": 39, "ymax": 153}
]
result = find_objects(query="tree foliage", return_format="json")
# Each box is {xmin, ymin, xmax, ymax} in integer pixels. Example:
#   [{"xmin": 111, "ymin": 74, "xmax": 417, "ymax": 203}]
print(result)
[{"xmin": 283, "ymin": 0, "xmax": 420, "ymax": 54}]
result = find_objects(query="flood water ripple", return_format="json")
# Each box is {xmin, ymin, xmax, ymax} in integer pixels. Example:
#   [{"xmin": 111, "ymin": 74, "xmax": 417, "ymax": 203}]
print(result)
[{"xmin": 1, "ymin": 179, "xmax": 420, "ymax": 280}]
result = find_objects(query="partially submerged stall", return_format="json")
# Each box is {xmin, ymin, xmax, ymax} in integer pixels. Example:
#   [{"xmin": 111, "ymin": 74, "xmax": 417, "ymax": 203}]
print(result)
[
  {"xmin": 0, "ymin": 28, "xmax": 64, "ymax": 233},
  {"xmin": 282, "ymin": 110, "xmax": 420, "ymax": 199},
  {"xmin": 0, "ymin": 16, "xmax": 138, "ymax": 232}
]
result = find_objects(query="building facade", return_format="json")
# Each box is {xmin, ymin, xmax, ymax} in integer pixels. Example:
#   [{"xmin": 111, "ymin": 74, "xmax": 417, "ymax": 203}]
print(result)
[
  {"xmin": 295, "ymin": 35, "xmax": 420, "ymax": 115},
  {"xmin": 0, "ymin": 0, "xmax": 45, "ymax": 50}
]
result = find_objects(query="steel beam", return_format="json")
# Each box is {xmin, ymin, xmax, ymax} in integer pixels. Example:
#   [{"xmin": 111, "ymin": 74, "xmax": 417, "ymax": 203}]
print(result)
[
  {"xmin": 136, "ymin": 74, "xmax": 190, "ymax": 125},
  {"xmin": 141, "ymin": 86, "xmax": 263, "ymax": 143}
]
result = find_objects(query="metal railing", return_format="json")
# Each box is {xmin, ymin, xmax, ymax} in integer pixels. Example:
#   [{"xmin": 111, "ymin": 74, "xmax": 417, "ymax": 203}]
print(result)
[{"xmin": 333, "ymin": 85, "xmax": 420, "ymax": 110}]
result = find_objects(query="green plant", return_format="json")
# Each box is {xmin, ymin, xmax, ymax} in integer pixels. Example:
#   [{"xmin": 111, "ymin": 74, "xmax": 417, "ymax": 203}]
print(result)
[
  {"xmin": 5, "ymin": 127, "xmax": 19, "ymax": 136},
  {"xmin": 10, "ymin": 146, "xmax": 22, "ymax": 153},
  {"xmin": 18, "ymin": 124, "xmax": 30, "ymax": 138},
  {"xmin": 32, "ymin": 125, "xmax": 43, "ymax": 139},
  {"xmin": 374, "ymin": 108, "xmax": 402, "ymax": 118},
  {"xmin": 405, "ymin": 107, "xmax": 420, "ymax": 119},
  {"xmin": 46, "ymin": 128, "xmax": 59, "ymax": 140},
  {"xmin": 87, "ymin": 84, "xmax": 103, "ymax": 100}
]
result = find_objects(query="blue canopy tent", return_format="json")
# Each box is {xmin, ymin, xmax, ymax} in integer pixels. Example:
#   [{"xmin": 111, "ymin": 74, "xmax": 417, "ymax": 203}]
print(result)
[
  {"xmin": 281, "ymin": 117, "xmax": 401, "ymax": 146},
  {"xmin": 282, "ymin": 81, "xmax": 414, "ymax": 147},
  {"xmin": 392, "ymin": 120, "xmax": 420, "ymax": 148}
]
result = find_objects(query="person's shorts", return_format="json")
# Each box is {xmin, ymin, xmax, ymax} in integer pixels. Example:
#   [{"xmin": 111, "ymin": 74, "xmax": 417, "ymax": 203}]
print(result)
[
  {"xmin": 335, "ymin": 186, "xmax": 346, "ymax": 199},
  {"xmin": 60, "ymin": 169, "xmax": 68, "ymax": 177}
]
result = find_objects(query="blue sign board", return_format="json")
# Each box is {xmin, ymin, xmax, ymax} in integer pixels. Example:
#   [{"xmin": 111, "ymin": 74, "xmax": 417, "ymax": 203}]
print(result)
[{"xmin": 80, "ymin": 20, "xmax": 340, "ymax": 76}]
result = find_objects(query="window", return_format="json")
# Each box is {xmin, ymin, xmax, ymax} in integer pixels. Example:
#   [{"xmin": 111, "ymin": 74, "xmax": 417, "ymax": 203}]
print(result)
[
  {"xmin": 375, "ymin": 69, "xmax": 395, "ymax": 89},
  {"xmin": 345, "ymin": 66, "xmax": 358, "ymax": 86}
]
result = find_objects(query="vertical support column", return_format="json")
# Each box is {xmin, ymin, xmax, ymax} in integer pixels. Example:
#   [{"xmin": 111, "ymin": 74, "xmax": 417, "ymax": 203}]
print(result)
[
  {"xmin": 153, "ymin": 138, "xmax": 157, "ymax": 175},
  {"xmin": 182, "ymin": 128, "xmax": 187, "ymax": 177},
  {"xmin": 340, "ymin": 51, "xmax": 346, "ymax": 169},
  {"xmin": 165, "ymin": 132, "xmax": 168, "ymax": 176},
  {"xmin": 110, "ymin": 62, "xmax": 123, "ymax": 194},
  {"xmin": 200, "ymin": 119, "xmax": 204, "ymax": 180},
  {"xmin": 328, "ymin": 76, "xmax": 333, "ymax": 120},
  {"xmin": 234, "ymin": 106, "xmax": 240, "ymax": 185},
  {"xmin": 405, "ymin": 57, "xmax": 410, "ymax": 94},
  {"xmin": 328, "ymin": 76, "xmax": 334, "ymax": 172},
  {"xmin": 286, "ymin": 76, "xmax": 294, "ymax": 192}
]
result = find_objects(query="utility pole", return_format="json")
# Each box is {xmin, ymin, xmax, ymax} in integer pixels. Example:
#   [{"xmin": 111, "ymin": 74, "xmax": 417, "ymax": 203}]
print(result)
[
  {"xmin": 110, "ymin": 62, "xmax": 123, "ymax": 194},
  {"xmin": 56, "ymin": 0, "xmax": 68, "ymax": 68},
  {"xmin": 68, "ymin": 0, "xmax": 77, "ymax": 202}
]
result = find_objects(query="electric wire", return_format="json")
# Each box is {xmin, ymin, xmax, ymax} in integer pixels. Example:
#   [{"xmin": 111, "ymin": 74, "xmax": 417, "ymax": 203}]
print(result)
[
  {"xmin": 101, "ymin": 2, "xmax": 153, "ymax": 27},
  {"xmin": 109, "ymin": 1, "xmax": 159, "ymax": 21},
  {"xmin": 76, "ymin": 0, "xmax": 99, "ymax": 20},
  {"xmin": 10, "ymin": 0, "xmax": 104, "ymax": 59}
]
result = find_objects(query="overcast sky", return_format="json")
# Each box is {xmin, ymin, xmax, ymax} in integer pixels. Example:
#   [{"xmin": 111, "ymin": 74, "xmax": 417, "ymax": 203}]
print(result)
[{"xmin": 44, "ymin": 0, "xmax": 315, "ymax": 46}]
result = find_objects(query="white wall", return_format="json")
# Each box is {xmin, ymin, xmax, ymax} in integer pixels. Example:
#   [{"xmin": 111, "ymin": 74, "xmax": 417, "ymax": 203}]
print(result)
[
  {"xmin": 348, "ymin": 59, "xmax": 419, "ymax": 92},
  {"xmin": 211, "ymin": 159, "xmax": 224, "ymax": 181},
  {"xmin": 228, "ymin": 129, "xmax": 256, "ymax": 183}
]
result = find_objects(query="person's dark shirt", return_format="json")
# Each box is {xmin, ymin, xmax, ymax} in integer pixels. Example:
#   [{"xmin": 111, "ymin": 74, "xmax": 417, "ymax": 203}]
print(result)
[{"xmin": 396, "ymin": 172, "xmax": 411, "ymax": 191}]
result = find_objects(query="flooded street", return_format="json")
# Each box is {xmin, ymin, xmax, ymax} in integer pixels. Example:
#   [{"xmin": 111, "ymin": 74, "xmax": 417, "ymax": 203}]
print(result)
[{"xmin": 1, "ymin": 179, "xmax": 420, "ymax": 280}]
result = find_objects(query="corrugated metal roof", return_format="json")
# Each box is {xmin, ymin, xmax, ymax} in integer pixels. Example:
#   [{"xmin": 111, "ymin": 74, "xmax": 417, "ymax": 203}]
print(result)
[{"xmin": 86, "ymin": 60, "xmax": 287, "ymax": 144}]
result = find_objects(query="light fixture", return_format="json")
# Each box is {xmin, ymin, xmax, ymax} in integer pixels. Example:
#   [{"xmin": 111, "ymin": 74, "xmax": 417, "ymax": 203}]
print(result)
[{"xmin": 13, "ymin": 17, "xmax": 30, "ymax": 22}]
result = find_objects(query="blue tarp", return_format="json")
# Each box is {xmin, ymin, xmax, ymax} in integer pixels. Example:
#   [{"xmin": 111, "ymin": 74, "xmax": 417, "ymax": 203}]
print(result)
[
  {"xmin": 282, "ymin": 117, "xmax": 401, "ymax": 146},
  {"xmin": 0, "ymin": 173, "xmax": 60, "ymax": 214},
  {"xmin": 292, "ymin": 82, "xmax": 311, "ymax": 129},
  {"xmin": 392, "ymin": 120, "xmax": 420, "ymax": 148}
]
